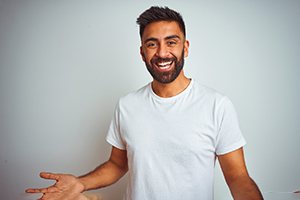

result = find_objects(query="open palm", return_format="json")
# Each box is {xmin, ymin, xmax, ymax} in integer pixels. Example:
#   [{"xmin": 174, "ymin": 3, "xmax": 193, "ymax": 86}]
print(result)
[{"xmin": 26, "ymin": 172, "xmax": 86, "ymax": 200}]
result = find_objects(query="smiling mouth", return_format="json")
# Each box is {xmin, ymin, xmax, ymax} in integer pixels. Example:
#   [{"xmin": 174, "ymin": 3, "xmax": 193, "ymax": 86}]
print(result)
[{"xmin": 155, "ymin": 60, "xmax": 174, "ymax": 70}]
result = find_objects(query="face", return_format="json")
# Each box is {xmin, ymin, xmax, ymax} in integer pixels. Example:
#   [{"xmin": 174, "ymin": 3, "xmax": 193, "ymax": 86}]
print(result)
[{"xmin": 140, "ymin": 21, "xmax": 189, "ymax": 84}]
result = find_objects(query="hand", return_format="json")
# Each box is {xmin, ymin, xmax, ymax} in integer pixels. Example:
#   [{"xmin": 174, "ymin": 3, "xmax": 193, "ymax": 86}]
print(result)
[{"xmin": 25, "ymin": 172, "xmax": 86, "ymax": 200}]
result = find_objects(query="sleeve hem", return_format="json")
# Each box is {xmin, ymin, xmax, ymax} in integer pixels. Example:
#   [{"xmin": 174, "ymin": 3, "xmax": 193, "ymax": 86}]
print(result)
[
  {"xmin": 216, "ymin": 139, "xmax": 246, "ymax": 156},
  {"xmin": 106, "ymin": 136, "xmax": 126, "ymax": 150}
]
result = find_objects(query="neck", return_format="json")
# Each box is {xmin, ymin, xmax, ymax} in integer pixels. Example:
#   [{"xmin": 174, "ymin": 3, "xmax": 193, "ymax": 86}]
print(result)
[{"xmin": 151, "ymin": 71, "xmax": 191, "ymax": 98}]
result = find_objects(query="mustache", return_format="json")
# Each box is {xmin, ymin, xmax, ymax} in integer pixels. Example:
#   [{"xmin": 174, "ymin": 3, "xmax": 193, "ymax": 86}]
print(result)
[{"xmin": 151, "ymin": 56, "xmax": 177, "ymax": 64}]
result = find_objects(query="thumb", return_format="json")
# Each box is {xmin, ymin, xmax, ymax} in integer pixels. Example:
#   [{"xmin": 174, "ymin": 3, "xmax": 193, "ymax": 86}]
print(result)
[{"xmin": 40, "ymin": 172, "xmax": 60, "ymax": 181}]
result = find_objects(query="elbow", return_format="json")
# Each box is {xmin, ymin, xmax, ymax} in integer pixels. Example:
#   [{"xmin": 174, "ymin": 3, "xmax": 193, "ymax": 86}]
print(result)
[{"xmin": 226, "ymin": 175, "xmax": 264, "ymax": 200}]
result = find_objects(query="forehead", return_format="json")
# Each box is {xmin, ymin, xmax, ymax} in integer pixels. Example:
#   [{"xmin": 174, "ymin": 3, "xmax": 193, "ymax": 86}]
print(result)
[{"xmin": 142, "ymin": 21, "xmax": 183, "ymax": 41}]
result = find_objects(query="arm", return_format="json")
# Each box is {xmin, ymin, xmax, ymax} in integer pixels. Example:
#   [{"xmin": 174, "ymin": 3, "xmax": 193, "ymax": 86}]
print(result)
[
  {"xmin": 218, "ymin": 147, "xmax": 263, "ymax": 200},
  {"xmin": 26, "ymin": 146, "xmax": 128, "ymax": 199},
  {"xmin": 79, "ymin": 146, "xmax": 128, "ymax": 190}
]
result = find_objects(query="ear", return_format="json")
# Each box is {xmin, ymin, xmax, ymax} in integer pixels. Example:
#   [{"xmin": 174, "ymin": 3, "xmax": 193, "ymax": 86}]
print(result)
[
  {"xmin": 184, "ymin": 40, "xmax": 190, "ymax": 58},
  {"xmin": 140, "ymin": 46, "xmax": 146, "ymax": 62}
]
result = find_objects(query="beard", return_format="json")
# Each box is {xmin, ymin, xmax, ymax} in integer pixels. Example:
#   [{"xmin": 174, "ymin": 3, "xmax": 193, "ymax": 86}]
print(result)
[{"xmin": 144, "ymin": 49, "xmax": 185, "ymax": 84}]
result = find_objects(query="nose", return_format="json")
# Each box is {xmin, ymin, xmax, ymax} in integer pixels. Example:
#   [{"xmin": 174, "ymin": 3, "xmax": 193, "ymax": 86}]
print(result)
[{"xmin": 155, "ymin": 43, "xmax": 169, "ymax": 58}]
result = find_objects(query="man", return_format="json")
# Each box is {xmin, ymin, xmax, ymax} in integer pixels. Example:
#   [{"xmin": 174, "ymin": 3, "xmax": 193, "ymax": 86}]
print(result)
[{"xmin": 26, "ymin": 6, "xmax": 264, "ymax": 200}]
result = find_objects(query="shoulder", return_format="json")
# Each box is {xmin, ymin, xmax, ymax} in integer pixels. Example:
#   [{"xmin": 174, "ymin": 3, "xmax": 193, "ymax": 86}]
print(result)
[
  {"xmin": 191, "ymin": 80, "xmax": 238, "ymax": 116},
  {"xmin": 192, "ymin": 80, "xmax": 227, "ymax": 103},
  {"xmin": 117, "ymin": 83, "xmax": 150, "ymax": 108}
]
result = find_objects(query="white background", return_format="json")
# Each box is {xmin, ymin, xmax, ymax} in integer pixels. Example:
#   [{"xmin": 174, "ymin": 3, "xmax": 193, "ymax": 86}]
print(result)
[{"xmin": 0, "ymin": 1, "xmax": 299, "ymax": 199}]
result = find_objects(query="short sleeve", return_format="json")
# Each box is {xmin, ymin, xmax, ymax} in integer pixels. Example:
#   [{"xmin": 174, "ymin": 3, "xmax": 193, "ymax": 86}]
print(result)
[
  {"xmin": 215, "ymin": 97, "xmax": 246, "ymax": 155},
  {"xmin": 106, "ymin": 102, "xmax": 127, "ymax": 150}
]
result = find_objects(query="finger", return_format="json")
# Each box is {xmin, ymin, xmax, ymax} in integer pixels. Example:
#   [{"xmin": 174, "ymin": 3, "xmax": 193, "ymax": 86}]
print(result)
[
  {"xmin": 25, "ymin": 188, "xmax": 47, "ymax": 193},
  {"xmin": 25, "ymin": 186, "xmax": 59, "ymax": 193},
  {"xmin": 40, "ymin": 172, "xmax": 60, "ymax": 181},
  {"xmin": 20, "ymin": 191, "xmax": 42, "ymax": 198}
]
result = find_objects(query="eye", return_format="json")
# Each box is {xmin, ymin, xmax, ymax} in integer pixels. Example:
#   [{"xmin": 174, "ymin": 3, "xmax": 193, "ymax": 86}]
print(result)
[
  {"xmin": 167, "ymin": 40, "xmax": 177, "ymax": 46},
  {"xmin": 146, "ymin": 42, "xmax": 157, "ymax": 48}
]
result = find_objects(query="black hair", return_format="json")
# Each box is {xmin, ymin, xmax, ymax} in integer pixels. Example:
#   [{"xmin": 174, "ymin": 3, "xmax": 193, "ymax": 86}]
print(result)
[{"xmin": 136, "ymin": 6, "xmax": 186, "ymax": 39}]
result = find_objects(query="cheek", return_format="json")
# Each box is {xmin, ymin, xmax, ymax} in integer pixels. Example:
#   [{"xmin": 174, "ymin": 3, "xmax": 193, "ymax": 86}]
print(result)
[{"xmin": 143, "ymin": 51, "xmax": 155, "ymax": 63}]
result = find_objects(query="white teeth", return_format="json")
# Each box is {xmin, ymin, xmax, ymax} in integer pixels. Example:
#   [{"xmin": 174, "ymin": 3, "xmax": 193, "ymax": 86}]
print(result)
[
  {"xmin": 159, "ymin": 65, "xmax": 170, "ymax": 69},
  {"xmin": 157, "ymin": 61, "xmax": 172, "ymax": 68}
]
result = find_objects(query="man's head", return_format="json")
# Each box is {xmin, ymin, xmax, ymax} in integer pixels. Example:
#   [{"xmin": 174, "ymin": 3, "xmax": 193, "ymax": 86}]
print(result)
[
  {"xmin": 137, "ymin": 6, "xmax": 189, "ymax": 84},
  {"xmin": 136, "ymin": 6, "xmax": 186, "ymax": 40}
]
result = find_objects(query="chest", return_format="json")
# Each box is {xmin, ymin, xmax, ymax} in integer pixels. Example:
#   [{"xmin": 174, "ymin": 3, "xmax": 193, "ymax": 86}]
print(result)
[{"xmin": 119, "ymin": 102, "xmax": 218, "ymax": 159}]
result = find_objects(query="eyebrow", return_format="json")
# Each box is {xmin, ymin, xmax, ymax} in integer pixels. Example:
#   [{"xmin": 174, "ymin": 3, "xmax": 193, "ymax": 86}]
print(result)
[
  {"xmin": 165, "ymin": 35, "xmax": 180, "ymax": 40},
  {"xmin": 144, "ymin": 35, "xmax": 181, "ymax": 44}
]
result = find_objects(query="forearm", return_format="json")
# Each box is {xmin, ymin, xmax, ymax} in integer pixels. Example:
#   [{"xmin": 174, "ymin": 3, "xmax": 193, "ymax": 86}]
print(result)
[
  {"xmin": 78, "ymin": 160, "xmax": 128, "ymax": 191},
  {"xmin": 227, "ymin": 175, "xmax": 263, "ymax": 200}
]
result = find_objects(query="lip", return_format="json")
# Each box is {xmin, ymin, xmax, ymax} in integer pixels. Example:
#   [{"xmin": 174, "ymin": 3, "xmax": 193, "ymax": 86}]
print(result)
[{"xmin": 154, "ymin": 61, "xmax": 174, "ymax": 72}]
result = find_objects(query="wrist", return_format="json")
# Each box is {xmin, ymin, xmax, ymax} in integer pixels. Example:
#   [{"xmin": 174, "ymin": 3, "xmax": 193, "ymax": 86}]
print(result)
[{"xmin": 77, "ymin": 176, "xmax": 87, "ymax": 192}]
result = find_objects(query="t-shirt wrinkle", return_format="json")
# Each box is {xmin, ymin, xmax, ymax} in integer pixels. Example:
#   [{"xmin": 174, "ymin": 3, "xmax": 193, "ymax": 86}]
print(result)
[{"xmin": 106, "ymin": 79, "xmax": 246, "ymax": 200}]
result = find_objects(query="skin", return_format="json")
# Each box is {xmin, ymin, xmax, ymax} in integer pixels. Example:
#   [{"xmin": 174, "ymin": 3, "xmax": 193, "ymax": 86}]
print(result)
[
  {"xmin": 218, "ymin": 148, "xmax": 263, "ymax": 199},
  {"xmin": 140, "ymin": 21, "xmax": 190, "ymax": 97},
  {"xmin": 26, "ymin": 20, "xmax": 264, "ymax": 200},
  {"xmin": 26, "ymin": 147, "xmax": 127, "ymax": 199}
]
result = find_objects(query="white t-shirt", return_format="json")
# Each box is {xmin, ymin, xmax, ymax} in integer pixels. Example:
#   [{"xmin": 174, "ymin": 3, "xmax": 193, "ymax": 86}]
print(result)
[{"xmin": 106, "ymin": 79, "xmax": 246, "ymax": 200}]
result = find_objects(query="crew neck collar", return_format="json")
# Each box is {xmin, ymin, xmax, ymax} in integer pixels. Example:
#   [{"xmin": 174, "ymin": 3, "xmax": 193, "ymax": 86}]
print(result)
[{"xmin": 149, "ymin": 79, "xmax": 193, "ymax": 102}]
